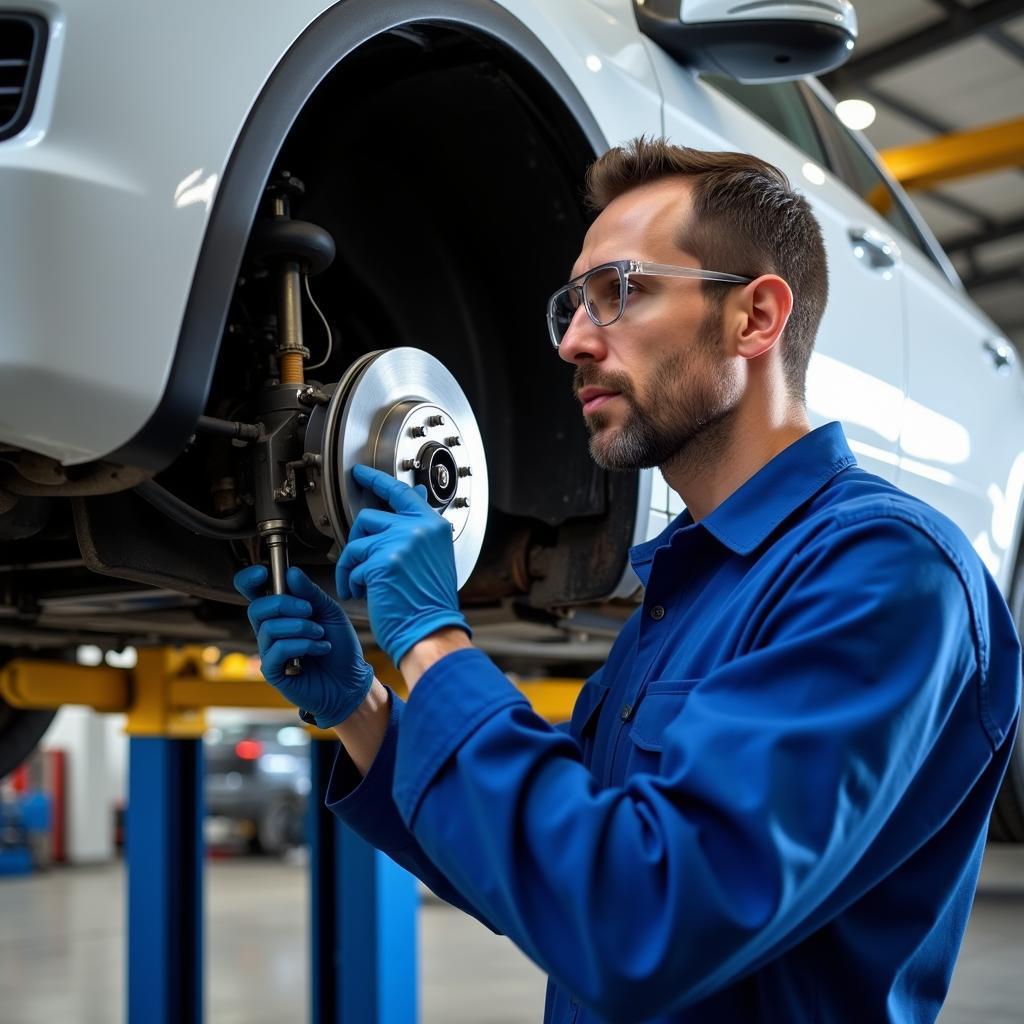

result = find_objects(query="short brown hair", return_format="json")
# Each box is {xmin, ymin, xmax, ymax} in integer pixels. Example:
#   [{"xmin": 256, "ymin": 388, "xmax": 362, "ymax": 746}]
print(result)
[{"xmin": 584, "ymin": 137, "xmax": 828, "ymax": 402}]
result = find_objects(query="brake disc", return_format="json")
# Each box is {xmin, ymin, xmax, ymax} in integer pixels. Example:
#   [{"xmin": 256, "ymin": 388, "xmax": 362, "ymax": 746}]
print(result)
[{"xmin": 304, "ymin": 348, "xmax": 488, "ymax": 590}]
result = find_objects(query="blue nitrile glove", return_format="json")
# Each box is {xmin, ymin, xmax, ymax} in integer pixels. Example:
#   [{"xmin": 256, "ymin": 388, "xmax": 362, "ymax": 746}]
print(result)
[
  {"xmin": 336, "ymin": 464, "xmax": 472, "ymax": 666},
  {"xmin": 233, "ymin": 564, "xmax": 374, "ymax": 729}
]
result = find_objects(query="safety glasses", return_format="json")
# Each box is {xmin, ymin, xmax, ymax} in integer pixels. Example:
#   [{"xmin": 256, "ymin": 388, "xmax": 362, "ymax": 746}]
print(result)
[{"xmin": 546, "ymin": 259, "xmax": 753, "ymax": 350}]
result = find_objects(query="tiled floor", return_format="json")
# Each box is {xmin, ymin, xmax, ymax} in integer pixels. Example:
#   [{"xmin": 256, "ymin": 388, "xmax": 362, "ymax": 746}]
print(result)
[{"xmin": 0, "ymin": 844, "xmax": 1020, "ymax": 1022}]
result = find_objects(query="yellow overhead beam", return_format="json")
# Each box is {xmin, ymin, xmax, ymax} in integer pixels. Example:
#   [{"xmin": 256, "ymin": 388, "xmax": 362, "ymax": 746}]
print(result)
[
  {"xmin": 0, "ymin": 660, "xmax": 129, "ymax": 712},
  {"xmin": 0, "ymin": 646, "xmax": 586, "ymax": 735},
  {"xmin": 880, "ymin": 116, "xmax": 1024, "ymax": 192}
]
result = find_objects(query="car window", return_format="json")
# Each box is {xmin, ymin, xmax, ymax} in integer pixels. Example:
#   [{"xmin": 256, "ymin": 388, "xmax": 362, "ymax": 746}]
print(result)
[
  {"xmin": 701, "ymin": 75, "xmax": 830, "ymax": 168},
  {"xmin": 801, "ymin": 88, "xmax": 944, "ymax": 271}
]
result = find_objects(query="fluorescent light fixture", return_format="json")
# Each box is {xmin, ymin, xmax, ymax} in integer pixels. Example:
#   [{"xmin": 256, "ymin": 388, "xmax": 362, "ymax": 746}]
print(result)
[
  {"xmin": 835, "ymin": 99, "xmax": 876, "ymax": 131},
  {"xmin": 76, "ymin": 645, "xmax": 103, "ymax": 667},
  {"xmin": 105, "ymin": 646, "xmax": 137, "ymax": 669}
]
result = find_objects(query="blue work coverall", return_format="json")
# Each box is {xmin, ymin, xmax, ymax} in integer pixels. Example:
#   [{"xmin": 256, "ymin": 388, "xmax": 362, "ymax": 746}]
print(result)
[{"xmin": 327, "ymin": 421, "xmax": 1022, "ymax": 1023}]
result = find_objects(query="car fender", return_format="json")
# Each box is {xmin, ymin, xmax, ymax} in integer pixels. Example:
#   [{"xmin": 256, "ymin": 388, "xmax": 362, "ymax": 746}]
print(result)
[{"xmin": 0, "ymin": 0, "xmax": 660, "ymax": 468}]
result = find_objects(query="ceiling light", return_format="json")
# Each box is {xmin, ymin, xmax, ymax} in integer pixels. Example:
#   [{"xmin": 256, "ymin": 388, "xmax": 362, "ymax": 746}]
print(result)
[{"xmin": 835, "ymin": 99, "xmax": 876, "ymax": 131}]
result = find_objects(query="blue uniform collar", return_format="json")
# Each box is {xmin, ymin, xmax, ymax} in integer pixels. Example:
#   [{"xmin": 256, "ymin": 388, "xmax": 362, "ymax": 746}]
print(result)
[{"xmin": 630, "ymin": 421, "xmax": 857, "ymax": 571}]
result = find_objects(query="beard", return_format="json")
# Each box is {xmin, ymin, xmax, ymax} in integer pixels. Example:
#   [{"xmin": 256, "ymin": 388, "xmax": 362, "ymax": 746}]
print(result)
[{"xmin": 575, "ymin": 310, "xmax": 740, "ymax": 472}]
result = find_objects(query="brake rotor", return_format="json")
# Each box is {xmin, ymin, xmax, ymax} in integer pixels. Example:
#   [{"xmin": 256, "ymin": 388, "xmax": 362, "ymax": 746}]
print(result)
[{"xmin": 304, "ymin": 348, "xmax": 488, "ymax": 590}]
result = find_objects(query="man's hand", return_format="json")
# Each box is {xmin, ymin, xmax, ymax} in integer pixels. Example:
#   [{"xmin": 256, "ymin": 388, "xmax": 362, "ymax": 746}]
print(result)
[
  {"xmin": 336, "ymin": 464, "xmax": 472, "ymax": 667},
  {"xmin": 233, "ymin": 564, "xmax": 375, "ymax": 729}
]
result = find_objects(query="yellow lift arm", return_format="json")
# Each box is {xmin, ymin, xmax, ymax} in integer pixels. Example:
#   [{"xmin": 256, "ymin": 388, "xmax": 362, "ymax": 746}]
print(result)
[{"xmin": 0, "ymin": 647, "xmax": 584, "ymax": 736}]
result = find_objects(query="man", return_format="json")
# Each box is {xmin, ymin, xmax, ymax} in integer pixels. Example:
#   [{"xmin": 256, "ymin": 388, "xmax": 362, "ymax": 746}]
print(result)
[{"xmin": 235, "ymin": 139, "xmax": 1021, "ymax": 1023}]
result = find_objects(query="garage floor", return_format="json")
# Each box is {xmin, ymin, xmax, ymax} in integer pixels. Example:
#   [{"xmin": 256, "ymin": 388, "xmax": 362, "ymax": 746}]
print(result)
[{"xmin": 0, "ymin": 843, "xmax": 1020, "ymax": 1022}]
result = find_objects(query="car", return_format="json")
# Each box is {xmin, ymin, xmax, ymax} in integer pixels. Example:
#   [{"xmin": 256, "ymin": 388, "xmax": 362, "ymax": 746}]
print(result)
[
  {"xmin": 0, "ymin": 0, "xmax": 1021, "ymax": 838},
  {"xmin": 203, "ymin": 719, "xmax": 311, "ymax": 856}
]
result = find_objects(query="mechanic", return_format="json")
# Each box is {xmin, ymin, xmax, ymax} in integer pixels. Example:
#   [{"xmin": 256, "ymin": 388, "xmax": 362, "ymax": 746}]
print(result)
[{"xmin": 234, "ymin": 138, "xmax": 1022, "ymax": 1023}]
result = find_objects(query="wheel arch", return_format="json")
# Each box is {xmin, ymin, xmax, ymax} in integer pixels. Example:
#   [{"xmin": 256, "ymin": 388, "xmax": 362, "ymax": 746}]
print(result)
[{"xmin": 108, "ymin": 0, "xmax": 608, "ymax": 473}]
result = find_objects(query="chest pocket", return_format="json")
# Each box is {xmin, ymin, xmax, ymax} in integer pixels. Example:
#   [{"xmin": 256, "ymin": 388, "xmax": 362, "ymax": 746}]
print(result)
[
  {"xmin": 625, "ymin": 680, "xmax": 693, "ymax": 775},
  {"xmin": 568, "ymin": 680, "xmax": 609, "ymax": 768}
]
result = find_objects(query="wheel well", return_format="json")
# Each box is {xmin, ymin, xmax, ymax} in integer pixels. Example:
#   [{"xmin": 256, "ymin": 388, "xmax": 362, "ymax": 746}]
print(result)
[{"xmin": 184, "ymin": 20, "xmax": 639, "ymax": 609}]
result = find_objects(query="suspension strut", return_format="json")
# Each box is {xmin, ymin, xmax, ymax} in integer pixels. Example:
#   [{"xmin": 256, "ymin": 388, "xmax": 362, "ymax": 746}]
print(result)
[{"xmin": 249, "ymin": 171, "xmax": 335, "ymax": 674}]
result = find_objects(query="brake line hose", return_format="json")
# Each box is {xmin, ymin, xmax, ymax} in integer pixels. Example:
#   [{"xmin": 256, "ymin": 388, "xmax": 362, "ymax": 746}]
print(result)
[{"xmin": 134, "ymin": 480, "xmax": 256, "ymax": 539}]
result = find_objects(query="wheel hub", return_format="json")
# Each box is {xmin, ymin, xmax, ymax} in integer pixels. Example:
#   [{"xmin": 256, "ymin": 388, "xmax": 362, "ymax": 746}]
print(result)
[{"xmin": 304, "ymin": 348, "xmax": 488, "ymax": 589}]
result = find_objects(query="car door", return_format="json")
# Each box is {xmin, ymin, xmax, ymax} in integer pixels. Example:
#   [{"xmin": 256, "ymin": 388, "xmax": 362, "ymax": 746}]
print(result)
[
  {"xmin": 639, "ymin": 40, "xmax": 907, "ymax": 491},
  {"xmin": 803, "ymin": 82, "xmax": 1024, "ymax": 588}
]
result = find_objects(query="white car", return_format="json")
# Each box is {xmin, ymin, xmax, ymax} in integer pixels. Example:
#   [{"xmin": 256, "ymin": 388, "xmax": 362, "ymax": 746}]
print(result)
[{"xmin": 1, "ymin": 0, "xmax": 1021, "ymax": 838}]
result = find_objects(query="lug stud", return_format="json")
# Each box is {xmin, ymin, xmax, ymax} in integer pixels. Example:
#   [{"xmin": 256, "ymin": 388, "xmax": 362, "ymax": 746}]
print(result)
[
  {"xmin": 453, "ymin": 497, "xmax": 470, "ymax": 509},
  {"xmin": 401, "ymin": 459, "xmax": 421, "ymax": 471},
  {"xmin": 457, "ymin": 466, "xmax": 472, "ymax": 478},
  {"xmin": 445, "ymin": 436, "xmax": 462, "ymax": 446},
  {"xmin": 427, "ymin": 414, "xmax": 446, "ymax": 427},
  {"xmin": 409, "ymin": 425, "xmax": 427, "ymax": 438}
]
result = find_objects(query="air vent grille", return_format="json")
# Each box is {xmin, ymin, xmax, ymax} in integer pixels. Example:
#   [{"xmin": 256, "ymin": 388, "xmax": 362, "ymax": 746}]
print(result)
[{"xmin": 0, "ymin": 14, "xmax": 47, "ymax": 142}]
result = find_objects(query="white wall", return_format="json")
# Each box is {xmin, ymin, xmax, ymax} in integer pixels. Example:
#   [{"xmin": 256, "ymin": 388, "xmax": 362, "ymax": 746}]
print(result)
[{"xmin": 41, "ymin": 706, "xmax": 117, "ymax": 864}]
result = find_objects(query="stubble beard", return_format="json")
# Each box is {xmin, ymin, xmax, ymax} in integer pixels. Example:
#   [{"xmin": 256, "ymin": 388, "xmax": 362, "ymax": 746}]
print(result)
[{"xmin": 578, "ymin": 312, "xmax": 740, "ymax": 474}]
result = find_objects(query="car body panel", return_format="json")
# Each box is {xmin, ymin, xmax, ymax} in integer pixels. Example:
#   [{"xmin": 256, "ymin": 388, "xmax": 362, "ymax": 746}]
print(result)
[{"xmin": 0, "ymin": 0, "xmax": 660, "ymax": 465}]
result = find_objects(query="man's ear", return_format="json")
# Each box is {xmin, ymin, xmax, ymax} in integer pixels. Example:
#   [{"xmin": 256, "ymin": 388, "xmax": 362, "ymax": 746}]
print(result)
[{"xmin": 730, "ymin": 275, "xmax": 793, "ymax": 360}]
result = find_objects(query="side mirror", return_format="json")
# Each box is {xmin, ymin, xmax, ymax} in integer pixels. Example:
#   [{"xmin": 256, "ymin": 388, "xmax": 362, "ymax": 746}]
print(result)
[{"xmin": 634, "ymin": 0, "xmax": 858, "ymax": 83}]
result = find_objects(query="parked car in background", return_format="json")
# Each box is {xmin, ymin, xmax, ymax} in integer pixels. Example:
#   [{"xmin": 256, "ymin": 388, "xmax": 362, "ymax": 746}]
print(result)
[
  {"xmin": 204, "ymin": 720, "xmax": 310, "ymax": 856},
  {"xmin": 0, "ymin": 0, "xmax": 1020, "ymax": 837}
]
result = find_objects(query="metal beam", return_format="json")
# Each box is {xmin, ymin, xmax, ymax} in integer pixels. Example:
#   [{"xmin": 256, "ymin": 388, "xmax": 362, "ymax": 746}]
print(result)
[
  {"xmin": 859, "ymin": 83, "xmax": 951, "ymax": 136},
  {"xmin": 880, "ymin": 117, "xmax": 1024, "ymax": 191},
  {"xmin": 928, "ymin": 0, "xmax": 1024, "ymax": 63},
  {"xmin": 822, "ymin": 0, "xmax": 1024, "ymax": 89},
  {"xmin": 943, "ymin": 214, "xmax": 1024, "ymax": 255},
  {"xmin": 962, "ymin": 262, "xmax": 1024, "ymax": 290},
  {"xmin": 917, "ymin": 189, "xmax": 996, "ymax": 228}
]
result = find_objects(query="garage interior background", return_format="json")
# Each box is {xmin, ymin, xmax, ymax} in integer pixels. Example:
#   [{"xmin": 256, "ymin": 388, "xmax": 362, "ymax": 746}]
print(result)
[{"xmin": 821, "ymin": 0, "xmax": 1024, "ymax": 353}]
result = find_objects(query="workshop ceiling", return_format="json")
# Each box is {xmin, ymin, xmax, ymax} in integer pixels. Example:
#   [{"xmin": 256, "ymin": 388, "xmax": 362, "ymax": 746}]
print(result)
[{"xmin": 821, "ymin": 0, "xmax": 1024, "ymax": 350}]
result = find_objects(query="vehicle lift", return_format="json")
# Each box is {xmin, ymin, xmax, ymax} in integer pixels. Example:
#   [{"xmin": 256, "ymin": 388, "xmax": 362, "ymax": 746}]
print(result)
[{"xmin": 0, "ymin": 646, "xmax": 582, "ymax": 1023}]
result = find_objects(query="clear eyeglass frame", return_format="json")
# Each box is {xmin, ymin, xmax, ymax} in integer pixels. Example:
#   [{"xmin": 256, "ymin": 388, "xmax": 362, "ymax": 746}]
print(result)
[{"xmin": 546, "ymin": 258, "xmax": 753, "ymax": 350}]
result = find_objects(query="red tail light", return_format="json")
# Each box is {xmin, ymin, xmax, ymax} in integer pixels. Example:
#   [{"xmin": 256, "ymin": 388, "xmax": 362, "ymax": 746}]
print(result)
[{"xmin": 234, "ymin": 739, "xmax": 263, "ymax": 760}]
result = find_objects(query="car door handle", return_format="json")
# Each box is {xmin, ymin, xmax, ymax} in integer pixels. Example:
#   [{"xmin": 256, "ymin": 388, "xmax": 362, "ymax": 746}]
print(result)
[
  {"xmin": 982, "ymin": 337, "xmax": 1017, "ymax": 375},
  {"xmin": 848, "ymin": 227, "xmax": 900, "ymax": 271}
]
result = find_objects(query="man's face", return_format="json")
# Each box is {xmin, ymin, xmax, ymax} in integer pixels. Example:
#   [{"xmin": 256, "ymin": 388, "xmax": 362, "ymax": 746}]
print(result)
[{"xmin": 559, "ymin": 179, "xmax": 742, "ymax": 471}]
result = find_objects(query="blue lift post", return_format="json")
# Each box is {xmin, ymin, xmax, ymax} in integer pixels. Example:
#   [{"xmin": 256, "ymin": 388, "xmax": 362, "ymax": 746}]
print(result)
[
  {"xmin": 310, "ymin": 737, "xmax": 419, "ymax": 1024},
  {"xmin": 127, "ymin": 737, "xmax": 204, "ymax": 1024},
  {"xmin": 118, "ymin": 645, "xmax": 418, "ymax": 1024},
  {"xmin": 123, "ymin": 647, "xmax": 208, "ymax": 1024}
]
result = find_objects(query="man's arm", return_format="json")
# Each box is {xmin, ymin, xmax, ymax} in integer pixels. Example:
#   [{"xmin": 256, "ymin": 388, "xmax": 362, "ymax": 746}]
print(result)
[
  {"xmin": 328, "ymin": 618, "xmax": 474, "ymax": 774},
  {"xmin": 330, "ymin": 677, "xmax": 390, "ymax": 776},
  {"xmin": 399, "ymin": 627, "xmax": 473, "ymax": 690},
  {"xmin": 323, "ymin": 677, "xmax": 507, "ymax": 933}
]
